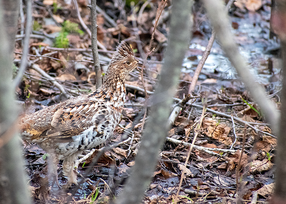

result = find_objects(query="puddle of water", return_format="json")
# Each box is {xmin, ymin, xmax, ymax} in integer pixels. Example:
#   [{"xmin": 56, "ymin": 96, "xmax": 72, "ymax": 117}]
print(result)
[{"xmin": 183, "ymin": 13, "xmax": 281, "ymax": 86}]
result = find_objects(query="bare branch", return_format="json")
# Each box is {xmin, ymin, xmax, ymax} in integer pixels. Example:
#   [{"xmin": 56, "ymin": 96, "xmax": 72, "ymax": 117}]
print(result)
[
  {"xmin": 91, "ymin": 0, "xmax": 102, "ymax": 89},
  {"xmin": 13, "ymin": 0, "xmax": 32, "ymax": 89},
  {"xmin": 203, "ymin": 0, "xmax": 280, "ymax": 134}
]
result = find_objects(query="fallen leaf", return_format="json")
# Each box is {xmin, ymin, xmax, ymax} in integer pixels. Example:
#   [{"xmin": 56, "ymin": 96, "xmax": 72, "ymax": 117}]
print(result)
[
  {"xmin": 257, "ymin": 183, "xmax": 274, "ymax": 197},
  {"xmin": 178, "ymin": 164, "xmax": 194, "ymax": 177},
  {"xmin": 203, "ymin": 118, "xmax": 232, "ymax": 145},
  {"xmin": 113, "ymin": 147, "xmax": 127, "ymax": 158},
  {"xmin": 249, "ymin": 159, "xmax": 273, "ymax": 173},
  {"xmin": 245, "ymin": 0, "xmax": 262, "ymax": 12},
  {"xmin": 202, "ymin": 78, "xmax": 217, "ymax": 84},
  {"xmin": 56, "ymin": 74, "xmax": 76, "ymax": 81},
  {"xmin": 43, "ymin": 0, "xmax": 56, "ymax": 5},
  {"xmin": 53, "ymin": 15, "xmax": 64, "ymax": 23},
  {"xmin": 43, "ymin": 25, "xmax": 62, "ymax": 33}
]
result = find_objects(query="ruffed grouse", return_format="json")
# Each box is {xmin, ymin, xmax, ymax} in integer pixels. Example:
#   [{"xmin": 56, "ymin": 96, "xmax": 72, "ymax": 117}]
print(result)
[{"xmin": 20, "ymin": 42, "xmax": 138, "ymax": 185}]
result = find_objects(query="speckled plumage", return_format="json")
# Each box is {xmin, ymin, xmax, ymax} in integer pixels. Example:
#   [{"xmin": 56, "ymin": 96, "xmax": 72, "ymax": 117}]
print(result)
[{"xmin": 20, "ymin": 42, "xmax": 138, "ymax": 185}]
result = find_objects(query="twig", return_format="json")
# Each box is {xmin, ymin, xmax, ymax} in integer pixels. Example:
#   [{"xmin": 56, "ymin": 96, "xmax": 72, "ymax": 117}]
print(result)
[
  {"xmin": 140, "ymin": 0, "xmax": 167, "ymax": 131},
  {"xmin": 166, "ymin": 137, "xmax": 235, "ymax": 155},
  {"xmin": 189, "ymin": 33, "xmax": 215, "ymax": 93},
  {"xmin": 19, "ymin": 0, "xmax": 24, "ymax": 36},
  {"xmin": 188, "ymin": 0, "xmax": 234, "ymax": 94},
  {"xmin": 168, "ymin": 94, "xmax": 193, "ymax": 126},
  {"xmin": 125, "ymin": 83, "xmax": 154, "ymax": 95},
  {"xmin": 15, "ymin": 34, "xmax": 45, "ymax": 40},
  {"xmin": 95, "ymin": 5, "xmax": 117, "ymax": 27},
  {"xmin": 236, "ymin": 125, "xmax": 246, "ymax": 203},
  {"xmin": 169, "ymin": 0, "xmax": 232, "ymax": 128},
  {"xmin": 230, "ymin": 116, "xmax": 237, "ymax": 150},
  {"xmin": 47, "ymin": 7, "xmax": 61, "ymax": 26},
  {"xmin": 72, "ymin": 0, "xmax": 107, "ymax": 51},
  {"xmin": 150, "ymin": 0, "xmax": 167, "ymax": 50},
  {"xmin": 131, "ymin": 3, "xmax": 146, "ymax": 59},
  {"xmin": 13, "ymin": 0, "xmax": 32, "ymax": 90},
  {"xmin": 73, "ymin": 0, "xmax": 91, "ymax": 37},
  {"xmin": 30, "ymin": 63, "xmax": 69, "ymax": 98},
  {"xmin": 174, "ymin": 106, "xmax": 206, "ymax": 204},
  {"xmin": 91, "ymin": 0, "xmax": 102, "ymax": 89},
  {"xmin": 138, "ymin": 0, "xmax": 151, "ymax": 25}
]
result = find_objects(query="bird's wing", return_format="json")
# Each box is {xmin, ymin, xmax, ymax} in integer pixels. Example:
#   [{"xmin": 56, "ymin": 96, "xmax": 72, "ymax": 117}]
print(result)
[
  {"xmin": 44, "ymin": 98, "xmax": 107, "ymax": 140},
  {"xmin": 21, "ymin": 96, "xmax": 107, "ymax": 141}
]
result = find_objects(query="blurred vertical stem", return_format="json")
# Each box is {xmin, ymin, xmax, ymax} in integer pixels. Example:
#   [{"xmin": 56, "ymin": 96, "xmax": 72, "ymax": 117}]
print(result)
[
  {"xmin": 270, "ymin": 1, "xmax": 286, "ymax": 203},
  {"xmin": 115, "ymin": 0, "xmax": 192, "ymax": 203},
  {"xmin": 0, "ymin": 0, "xmax": 31, "ymax": 203},
  {"xmin": 91, "ymin": 0, "xmax": 102, "ymax": 89}
]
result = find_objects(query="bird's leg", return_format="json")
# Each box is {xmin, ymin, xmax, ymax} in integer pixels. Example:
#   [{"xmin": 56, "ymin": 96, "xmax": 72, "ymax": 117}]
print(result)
[
  {"xmin": 62, "ymin": 153, "xmax": 81, "ymax": 186},
  {"xmin": 47, "ymin": 153, "xmax": 60, "ymax": 188}
]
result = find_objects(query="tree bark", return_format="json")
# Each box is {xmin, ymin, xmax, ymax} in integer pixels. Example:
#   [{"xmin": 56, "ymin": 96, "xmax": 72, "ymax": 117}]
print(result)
[
  {"xmin": 270, "ymin": 1, "xmax": 286, "ymax": 202},
  {"xmin": 115, "ymin": 0, "xmax": 193, "ymax": 203},
  {"xmin": 0, "ymin": 0, "xmax": 32, "ymax": 204}
]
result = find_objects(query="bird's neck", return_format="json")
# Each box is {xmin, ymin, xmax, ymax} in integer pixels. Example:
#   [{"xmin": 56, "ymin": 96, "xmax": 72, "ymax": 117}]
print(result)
[{"xmin": 88, "ymin": 76, "xmax": 126, "ymax": 107}]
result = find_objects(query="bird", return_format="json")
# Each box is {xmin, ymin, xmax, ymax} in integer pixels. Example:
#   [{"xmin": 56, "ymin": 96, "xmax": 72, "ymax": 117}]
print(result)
[{"xmin": 20, "ymin": 42, "xmax": 138, "ymax": 186}]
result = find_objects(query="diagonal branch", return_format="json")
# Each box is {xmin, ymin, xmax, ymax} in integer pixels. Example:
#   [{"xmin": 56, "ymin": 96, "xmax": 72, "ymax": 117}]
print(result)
[{"xmin": 202, "ymin": 0, "xmax": 279, "ymax": 134}]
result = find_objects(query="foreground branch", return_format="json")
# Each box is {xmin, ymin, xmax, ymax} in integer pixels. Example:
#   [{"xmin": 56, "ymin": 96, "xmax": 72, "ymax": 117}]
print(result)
[
  {"xmin": 203, "ymin": 0, "xmax": 280, "ymax": 134},
  {"xmin": 115, "ymin": 1, "xmax": 192, "ymax": 203},
  {"xmin": 0, "ymin": 0, "xmax": 31, "ymax": 203}
]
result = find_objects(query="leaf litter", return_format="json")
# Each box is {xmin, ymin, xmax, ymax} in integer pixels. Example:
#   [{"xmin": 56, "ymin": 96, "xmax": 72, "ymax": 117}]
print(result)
[{"xmin": 16, "ymin": 0, "xmax": 279, "ymax": 203}]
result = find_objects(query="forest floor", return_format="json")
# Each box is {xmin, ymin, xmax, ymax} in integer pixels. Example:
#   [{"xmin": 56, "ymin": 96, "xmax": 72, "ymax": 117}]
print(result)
[{"xmin": 17, "ymin": 0, "xmax": 280, "ymax": 203}]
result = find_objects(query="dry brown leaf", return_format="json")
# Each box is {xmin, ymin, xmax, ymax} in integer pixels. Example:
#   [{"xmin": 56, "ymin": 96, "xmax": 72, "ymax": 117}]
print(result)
[
  {"xmin": 257, "ymin": 183, "xmax": 274, "ymax": 197},
  {"xmin": 30, "ymin": 42, "xmax": 50, "ymax": 47},
  {"xmin": 234, "ymin": 0, "xmax": 262, "ymax": 12},
  {"xmin": 160, "ymin": 169, "xmax": 176, "ymax": 178},
  {"xmin": 43, "ymin": 25, "xmax": 62, "ymax": 33},
  {"xmin": 39, "ymin": 88, "xmax": 56, "ymax": 95},
  {"xmin": 227, "ymin": 150, "xmax": 248, "ymax": 171},
  {"xmin": 97, "ymin": 14, "xmax": 105, "ymax": 27},
  {"xmin": 56, "ymin": 74, "xmax": 76, "ymax": 81},
  {"xmin": 182, "ymin": 73, "xmax": 192, "ymax": 82},
  {"xmin": 43, "ymin": 0, "xmax": 56, "ymax": 5},
  {"xmin": 151, "ymin": 28, "xmax": 167, "ymax": 43},
  {"xmin": 50, "ymin": 59, "xmax": 62, "ymax": 70},
  {"xmin": 202, "ymin": 78, "xmax": 217, "ymax": 84},
  {"xmin": 217, "ymin": 163, "xmax": 228, "ymax": 170},
  {"xmin": 244, "ymin": 0, "xmax": 262, "ymax": 12},
  {"xmin": 29, "ymin": 68, "xmax": 42, "ymax": 81},
  {"xmin": 203, "ymin": 118, "xmax": 232, "ymax": 145},
  {"xmin": 254, "ymin": 140, "xmax": 272, "ymax": 153},
  {"xmin": 67, "ymin": 34, "xmax": 81, "ymax": 45},
  {"xmin": 263, "ymin": 136, "xmax": 276, "ymax": 146},
  {"xmin": 58, "ymin": 52, "xmax": 68, "ymax": 68},
  {"xmin": 127, "ymin": 161, "xmax": 135, "ymax": 167},
  {"xmin": 249, "ymin": 159, "xmax": 273, "ymax": 173},
  {"xmin": 52, "ymin": 15, "xmax": 64, "ymax": 23},
  {"xmin": 119, "ymin": 24, "xmax": 131, "ymax": 37},
  {"xmin": 178, "ymin": 164, "xmax": 193, "ymax": 177},
  {"xmin": 113, "ymin": 147, "xmax": 127, "ymax": 158}
]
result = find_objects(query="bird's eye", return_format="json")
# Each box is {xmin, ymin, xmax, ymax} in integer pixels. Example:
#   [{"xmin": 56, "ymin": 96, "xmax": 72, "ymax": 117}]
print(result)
[{"xmin": 126, "ymin": 61, "xmax": 131, "ymax": 65}]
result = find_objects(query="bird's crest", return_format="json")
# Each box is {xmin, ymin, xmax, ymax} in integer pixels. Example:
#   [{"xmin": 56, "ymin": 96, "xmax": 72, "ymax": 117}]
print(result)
[{"xmin": 110, "ymin": 42, "xmax": 135, "ymax": 64}]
